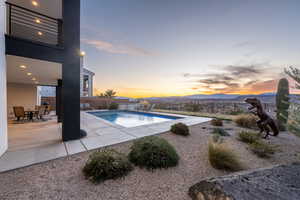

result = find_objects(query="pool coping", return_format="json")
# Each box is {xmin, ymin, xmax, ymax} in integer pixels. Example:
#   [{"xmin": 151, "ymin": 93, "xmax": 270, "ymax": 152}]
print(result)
[
  {"xmin": 85, "ymin": 109, "xmax": 187, "ymax": 128},
  {"xmin": 0, "ymin": 110, "xmax": 211, "ymax": 173}
]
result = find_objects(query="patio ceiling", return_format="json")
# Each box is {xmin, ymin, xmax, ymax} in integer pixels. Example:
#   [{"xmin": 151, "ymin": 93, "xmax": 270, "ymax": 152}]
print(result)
[
  {"xmin": 6, "ymin": 0, "xmax": 62, "ymax": 19},
  {"xmin": 6, "ymin": 55, "xmax": 62, "ymax": 86}
]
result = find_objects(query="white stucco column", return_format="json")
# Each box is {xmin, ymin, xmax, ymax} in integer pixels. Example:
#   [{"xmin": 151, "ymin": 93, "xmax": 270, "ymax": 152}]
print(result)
[{"xmin": 0, "ymin": 0, "xmax": 8, "ymax": 156}]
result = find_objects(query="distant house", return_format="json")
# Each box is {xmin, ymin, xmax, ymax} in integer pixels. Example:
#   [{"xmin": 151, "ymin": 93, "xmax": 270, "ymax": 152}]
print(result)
[{"xmin": 39, "ymin": 63, "xmax": 95, "ymax": 98}]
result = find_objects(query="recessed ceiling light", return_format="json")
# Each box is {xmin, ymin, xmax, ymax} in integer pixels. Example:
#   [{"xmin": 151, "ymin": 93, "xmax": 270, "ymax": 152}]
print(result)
[
  {"xmin": 19, "ymin": 65, "xmax": 26, "ymax": 69},
  {"xmin": 32, "ymin": 77, "xmax": 37, "ymax": 81},
  {"xmin": 35, "ymin": 19, "xmax": 41, "ymax": 23},
  {"xmin": 80, "ymin": 51, "xmax": 86, "ymax": 56},
  {"xmin": 37, "ymin": 31, "xmax": 43, "ymax": 36},
  {"xmin": 27, "ymin": 72, "xmax": 32, "ymax": 76},
  {"xmin": 32, "ymin": 1, "xmax": 38, "ymax": 6}
]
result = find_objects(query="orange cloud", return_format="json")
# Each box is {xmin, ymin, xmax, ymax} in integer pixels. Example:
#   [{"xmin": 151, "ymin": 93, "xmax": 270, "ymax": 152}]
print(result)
[{"xmin": 81, "ymin": 39, "xmax": 154, "ymax": 56}]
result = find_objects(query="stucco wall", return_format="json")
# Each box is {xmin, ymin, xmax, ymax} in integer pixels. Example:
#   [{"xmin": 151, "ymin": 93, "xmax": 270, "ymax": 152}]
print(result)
[
  {"xmin": 7, "ymin": 83, "xmax": 38, "ymax": 118},
  {"xmin": 0, "ymin": 0, "xmax": 7, "ymax": 156}
]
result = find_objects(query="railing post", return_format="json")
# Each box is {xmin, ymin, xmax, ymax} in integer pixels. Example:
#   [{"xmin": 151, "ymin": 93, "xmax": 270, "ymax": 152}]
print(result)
[
  {"xmin": 58, "ymin": 19, "xmax": 63, "ymax": 46},
  {"xmin": 8, "ymin": 4, "xmax": 11, "ymax": 35}
]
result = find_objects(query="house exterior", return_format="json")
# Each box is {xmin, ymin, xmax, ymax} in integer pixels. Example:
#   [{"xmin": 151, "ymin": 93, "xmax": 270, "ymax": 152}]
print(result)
[
  {"xmin": 0, "ymin": 0, "xmax": 84, "ymax": 157},
  {"xmin": 39, "ymin": 58, "xmax": 95, "ymax": 98}
]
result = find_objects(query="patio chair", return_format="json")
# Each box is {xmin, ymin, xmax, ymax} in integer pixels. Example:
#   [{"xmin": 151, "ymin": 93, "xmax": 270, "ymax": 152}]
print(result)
[
  {"xmin": 45, "ymin": 105, "xmax": 51, "ymax": 115},
  {"xmin": 13, "ymin": 106, "xmax": 28, "ymax": 121},
  {"xmin": 37, "ymin": 106, "xmax": 46, "ymax": 121}
]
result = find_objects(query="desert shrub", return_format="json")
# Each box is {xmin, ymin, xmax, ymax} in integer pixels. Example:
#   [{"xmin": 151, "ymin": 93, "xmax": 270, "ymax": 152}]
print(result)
[
  {"xmin": 238, "ymin": 131, "xmax": 261, "ymax": 144},
  {"xmin": 210, "ymin": 118, "xmax": 223, "ymax": 126},
  {"xmin": 108, "ymin": 102, "xmax": 119, "ymax": 110},
  {"xmin": 212, "ymin": 134, "xmax": 223, "ymax": 144},
  {"xmin": 170, "ymin": 123, "xmax": 189, "ymax": 136},
  {"xmin": 234, "ymin": 114, "xmax": 257, "ymax": 129},
  {"xmin": 83, "ymin": 150, "xmax": 133, "ymax": 183},
  {"xmin": 212, "ymin": 128, "xmax": 230, "ymax": 137},
  {"xmin": 249, "ymin": 141, "xmax": 277, "ymax": 158},
  {"xmin": 129, "ymin": 136, "xmax": 179, "ymax": 170},
  {"xmin": 208, "ymin": 142, "xmax": 242, "ymax": 171}
]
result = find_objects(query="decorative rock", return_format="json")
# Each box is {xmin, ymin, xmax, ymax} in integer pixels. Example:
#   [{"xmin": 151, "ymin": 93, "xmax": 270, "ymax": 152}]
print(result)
[{"xmin": 189, "ymin": 163, "xmax": 300, "ymax": 200}]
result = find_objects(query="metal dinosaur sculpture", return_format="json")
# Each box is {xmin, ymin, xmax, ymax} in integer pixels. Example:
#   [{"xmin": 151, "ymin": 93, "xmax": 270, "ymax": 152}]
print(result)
[{"xmin": 245, "ymin": 97, "xmax": 279, "ymax": 139}]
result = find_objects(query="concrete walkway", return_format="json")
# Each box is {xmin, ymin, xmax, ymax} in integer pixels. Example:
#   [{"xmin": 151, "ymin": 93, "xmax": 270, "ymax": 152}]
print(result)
[{"xmin": 0, "ymin": 111, "xmax": 210, "ymax": 173}]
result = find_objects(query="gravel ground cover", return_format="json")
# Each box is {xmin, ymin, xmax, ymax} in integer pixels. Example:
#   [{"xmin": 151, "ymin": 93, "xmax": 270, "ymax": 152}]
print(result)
[{"xmin": 0, "ymin": 121, "xmax": 299, "ymax": 200}]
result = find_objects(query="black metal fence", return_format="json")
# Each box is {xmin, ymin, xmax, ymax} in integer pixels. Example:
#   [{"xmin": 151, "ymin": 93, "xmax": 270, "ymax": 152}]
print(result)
[{"xmin": 6, "ymin": 2, "xmax": 62, "ymax": 46}]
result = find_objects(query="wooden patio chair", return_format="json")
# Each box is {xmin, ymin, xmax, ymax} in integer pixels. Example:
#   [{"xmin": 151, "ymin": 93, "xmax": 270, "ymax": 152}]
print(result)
[{"xmin": 13, "ymin": 106, "xmax": 28, "ymax": 121}]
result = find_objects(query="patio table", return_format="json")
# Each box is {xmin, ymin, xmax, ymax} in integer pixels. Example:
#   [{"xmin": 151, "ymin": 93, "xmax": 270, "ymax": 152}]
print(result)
[{"xmin": 25, "ymin": 110, "xmax": 38, "ymax": 121}]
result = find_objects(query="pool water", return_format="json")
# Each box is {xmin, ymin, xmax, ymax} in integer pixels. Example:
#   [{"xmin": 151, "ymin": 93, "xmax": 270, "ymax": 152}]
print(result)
[{"xmin": 88, "ymin": 110, "xmax": 183, "ymax": 128}]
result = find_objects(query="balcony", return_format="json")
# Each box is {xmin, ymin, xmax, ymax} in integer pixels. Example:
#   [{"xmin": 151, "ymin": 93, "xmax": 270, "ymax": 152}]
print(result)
[{"xmin": 6, "ymin": 2, "xmax": 62, "ymax": 47}]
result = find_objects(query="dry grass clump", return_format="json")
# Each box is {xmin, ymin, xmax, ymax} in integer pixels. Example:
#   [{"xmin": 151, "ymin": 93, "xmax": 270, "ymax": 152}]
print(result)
[
  {"xmin": 249, "ymin": 141, "xmax": 278, "ymax": 158},
  {"xmin": 208, "ymin": 142, "xmax": 242, "ymax": 171},
  {"xmin": 211, "ymin": 118, "xmax": 223, "ymax": 126},
  {"xmin": 234, "ymin": 114, "xmax": 258, "ymax": 129},
  {"xmin": 238, "ymin": 131, "xmax": 261, "ymax": 144}
]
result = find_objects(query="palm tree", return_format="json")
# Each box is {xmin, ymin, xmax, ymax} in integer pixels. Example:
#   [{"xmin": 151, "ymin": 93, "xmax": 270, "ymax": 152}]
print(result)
[
  {"xmin": 99, "ymin": 89, "xmax": 117, "ymax": 108},
  {"xmin": 104, "ymin": 89, "xmax": 117, "ymax": 98}
]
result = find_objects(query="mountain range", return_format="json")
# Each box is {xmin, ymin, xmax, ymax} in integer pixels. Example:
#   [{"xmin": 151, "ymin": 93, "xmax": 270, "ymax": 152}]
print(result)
[{"xmin": 141, "ymin": 93, "xmax": 299, "ymax": 103}]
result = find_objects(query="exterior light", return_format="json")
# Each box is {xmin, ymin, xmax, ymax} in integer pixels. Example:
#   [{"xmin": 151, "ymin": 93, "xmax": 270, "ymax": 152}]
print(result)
[
  {"xmin": 80, "ymin": 51, "xmax": 86, "ymax": 56},
  {"xmin": 32, "ymin": 77, "xmax": 36, "ymax": 81},
  {"xmin": 27, "ymin": 72, "xmax": 32, "ymax": 76},
  {"xmin": 38, "ymin": 31, "xmax": 43, "ymax": 36},
  {"xmin": 32, "ymin": 1, "xmax": 38, "ymax": 6},
  {"xmin": 19, "ymin": 65, "xmax": 26, "ymax": 69},
  {"xmin": 35, "ymin": 19, "xmax": 41, "ymax": 23}
]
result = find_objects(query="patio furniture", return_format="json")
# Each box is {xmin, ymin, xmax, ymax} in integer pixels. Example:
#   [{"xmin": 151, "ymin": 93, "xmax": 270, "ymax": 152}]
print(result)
[
  {"xmin": 13, "ymin": 106, "xmax": 28, "ymax": 121},
  {"xmin": 36, "ymin": 106, "xmax": 46, "ymax": 120}
]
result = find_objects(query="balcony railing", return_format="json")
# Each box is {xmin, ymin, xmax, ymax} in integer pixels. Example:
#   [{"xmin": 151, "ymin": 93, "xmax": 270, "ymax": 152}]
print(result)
[{"xmin": 6, "ymin": 2, "xmax": 62, "ymax": 46}]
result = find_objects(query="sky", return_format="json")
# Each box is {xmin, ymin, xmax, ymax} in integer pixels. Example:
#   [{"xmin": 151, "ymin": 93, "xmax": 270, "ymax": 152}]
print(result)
[{"xmin": 80, "ymin": 0, "xmax": 300, "ymax": 98}]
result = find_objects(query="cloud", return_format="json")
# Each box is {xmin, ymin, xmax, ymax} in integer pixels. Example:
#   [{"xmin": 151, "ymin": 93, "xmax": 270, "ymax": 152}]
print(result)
[
  {"xmin": 81, "ymin": 39, "xmax": 154, "ymax": 56},
  {"xmin": 225, "ymin": 65, "xmax": 262, "ymax": 77},
  {"xmin": 184, "ymin": 62, "xmax": 282, "ymax": 94},
  {"xmin": 233, "ymin": 41, "xmax": 254, "ymax": 48}
]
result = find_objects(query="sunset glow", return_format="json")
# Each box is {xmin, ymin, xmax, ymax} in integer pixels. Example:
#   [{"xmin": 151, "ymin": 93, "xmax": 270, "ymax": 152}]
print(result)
[{"xmin": 81, "ymin": 1, "xmax": 300, "ymax": 98}]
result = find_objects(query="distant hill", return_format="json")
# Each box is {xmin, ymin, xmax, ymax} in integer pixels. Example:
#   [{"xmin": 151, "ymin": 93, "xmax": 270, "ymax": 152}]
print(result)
[{"xmin": 140, "ymin": 93, "xmax": 299, "ymax": 103}]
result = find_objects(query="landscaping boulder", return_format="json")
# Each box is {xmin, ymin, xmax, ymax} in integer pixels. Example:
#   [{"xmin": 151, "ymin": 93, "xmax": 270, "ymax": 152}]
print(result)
[{"xmin": 189, "ymin": 163, "xmax": 300, "ymax": 200}]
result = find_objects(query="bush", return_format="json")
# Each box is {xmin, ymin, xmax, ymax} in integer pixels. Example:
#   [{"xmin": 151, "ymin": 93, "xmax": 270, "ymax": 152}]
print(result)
[
  {"xmin": 208, "ymin": 142, "xmax": 242, "ymax": 171},
  {"xmin": 129, "ymin": 136, "xmax": 179, "ymax": 170},
  {"xmin": 210, "ymin": 118, "xmax": 223, "ymax": 126},
  {"xmin": 170, "ymin": 123, "xmax": 189, "ymax": 136},
  {"xmin": 249, "ymin": 141, "xmax": 277, "ymax": 158},
  {"xmin": 234, "ymin": 114, "xmax": 258, "ymax": 129},
  {"xmin": 108, "ymin": 102, "xmax": 119, "ymax": 110},
  {"xmin": 238, "ymin": 131, "xmax": 261, "ymax": 144},
  {"xmin": 212, "ymin": 128, "xmax": 230, "ymax": 136},
  {"xmin": 83, "ymin": 150, "xmax": 133, "ymax": 183}
]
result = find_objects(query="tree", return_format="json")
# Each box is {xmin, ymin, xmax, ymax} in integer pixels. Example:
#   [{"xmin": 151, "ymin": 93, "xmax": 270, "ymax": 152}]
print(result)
[
  {"xmin": 276, "ymin": 78, "xmax": 290, "ymax": 128},
  {"xmin": 103, "ymin": 89, "xmax": 117, "ymax": 98},
  {"xmin": 285, "ymin": 66, "xmax": 300, "ymax": 135},
  {"xmin": 285, "ymin": 66, "xmax": 300, "ymax": 89}
]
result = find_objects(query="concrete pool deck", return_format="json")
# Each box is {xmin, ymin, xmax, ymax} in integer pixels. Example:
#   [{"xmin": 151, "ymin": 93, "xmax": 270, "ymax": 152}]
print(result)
[{"xmin": 0, "ymin": 110, "xmax": 210, "ymax": 173}]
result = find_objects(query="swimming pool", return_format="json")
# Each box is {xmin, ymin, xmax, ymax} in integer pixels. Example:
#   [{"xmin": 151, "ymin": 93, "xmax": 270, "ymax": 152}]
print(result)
[{"xmin": 88, "ymin": 110, "xmax": 183, "ymax": 128}]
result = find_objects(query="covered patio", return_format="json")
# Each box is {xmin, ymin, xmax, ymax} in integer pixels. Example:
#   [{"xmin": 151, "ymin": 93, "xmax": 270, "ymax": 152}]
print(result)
[{"xmin": 6, "ymin": 55, "xmax": 62, "ymax": 151}]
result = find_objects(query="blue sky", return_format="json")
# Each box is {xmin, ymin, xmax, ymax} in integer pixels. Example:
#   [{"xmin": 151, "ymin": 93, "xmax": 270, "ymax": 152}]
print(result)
[{"xmin": 80, "ymin": 0, "xmax": 300, "ymax": 97}]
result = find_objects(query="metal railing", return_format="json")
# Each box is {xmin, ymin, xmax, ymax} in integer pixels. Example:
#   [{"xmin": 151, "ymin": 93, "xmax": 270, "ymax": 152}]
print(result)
[{"xmin": 6, "ymin": 2, "xmax": 62, "ymax": 46}]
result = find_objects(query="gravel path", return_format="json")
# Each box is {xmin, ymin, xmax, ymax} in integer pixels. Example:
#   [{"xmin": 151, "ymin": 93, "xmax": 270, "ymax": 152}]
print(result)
[{"xmin": 0, "ymin": 121, "xmax": 300, "ymax": 200}]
